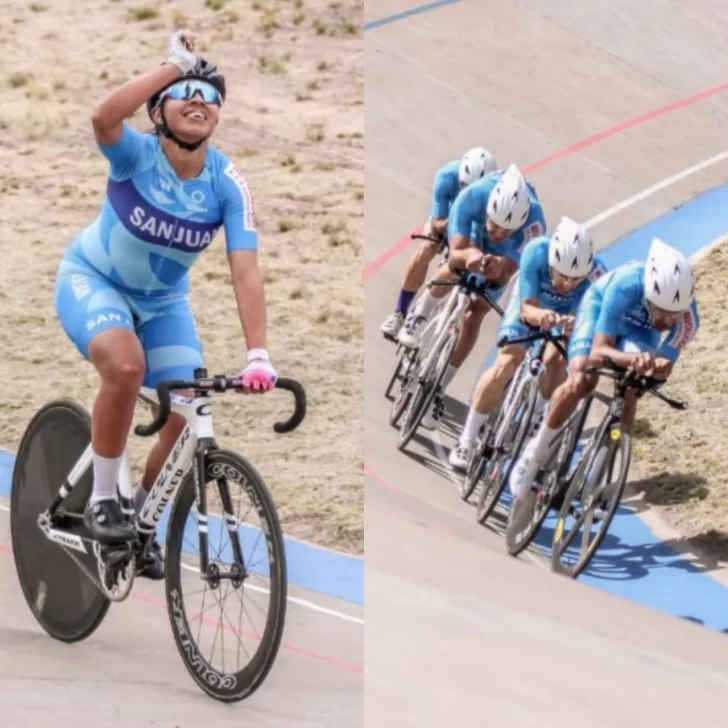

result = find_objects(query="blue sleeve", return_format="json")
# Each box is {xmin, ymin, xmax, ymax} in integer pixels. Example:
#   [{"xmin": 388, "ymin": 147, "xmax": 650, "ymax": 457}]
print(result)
[
  {"xmin": 220, "ymin": 161, "xmax": 259, "ymax": 252},
  {"xmin": 429, "ymin": 167, "xmax": 455, "ymax": 219},
  {"xmin": 97, "ymin": 122, "xmax": 148, "ymax": 180},
  {"xmin": 517, "ymin": 241, "xmax": 542, "ymax": 301},
  {"xmin": 447, "ymin": 186, "xmax": 482, "ymax": 242},
  {"xmin": 657, "ymin": 299, "xmax": 700, "ymax": 363},
  {"xmin": 594, "ymin": 276, "xmax": 633, "ymax": 338}
]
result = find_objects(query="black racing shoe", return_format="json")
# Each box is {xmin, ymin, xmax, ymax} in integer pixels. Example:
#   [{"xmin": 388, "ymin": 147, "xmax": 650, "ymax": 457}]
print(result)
[
  {"xmin": 84, "ymin": 499, "xmax": 137, "ymax": 544},
  {"xmin": 137, "ymin": 534, "xmax": 165, "ymax": 580}
]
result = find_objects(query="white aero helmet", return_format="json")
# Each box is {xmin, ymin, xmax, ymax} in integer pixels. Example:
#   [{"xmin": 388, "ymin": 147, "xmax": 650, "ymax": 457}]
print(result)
[
  {"xmin": 643, "ymin": 238, "xmax": 695, "ymax": 313},
  {"xmin": 486, "ymin": 163, "xmax": 530, "ymax": 231},
  {"xmin": 459, "ymin": 147, "xmax": 497, "ymax": 187},
  {"xmin": 548, "ymin": 216, "xmax": 594, "ymax": 278}
]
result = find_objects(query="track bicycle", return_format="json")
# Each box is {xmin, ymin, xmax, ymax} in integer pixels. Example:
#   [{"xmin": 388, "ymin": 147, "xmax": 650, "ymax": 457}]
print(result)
[
  {"xmin": 384, "ymin": 233, "xmax": 450, "ymax": 399},
  {"xmin": 463, "ymin": 327, "xmax": 568, "ymax": 529},
  {"xmin": 503, "ymin": 385, "xmax": 595, "ymax": 559},
  {"xmin": 10, "ymin": 368, "xmax": 306, "ymax": 702},
  {"xmin": 393, "ymin": 268, "xmax": 505, "ymax": 452},
  {"xmin": 550, "ymin": 358, "xmax": 687, "ymax": 578}
]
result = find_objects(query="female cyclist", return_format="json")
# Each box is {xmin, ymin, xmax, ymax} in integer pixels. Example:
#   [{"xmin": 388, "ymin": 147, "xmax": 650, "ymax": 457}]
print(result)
[{"xmin": 54, "ymin": 30, "xmax": 276, "ymax": 579}]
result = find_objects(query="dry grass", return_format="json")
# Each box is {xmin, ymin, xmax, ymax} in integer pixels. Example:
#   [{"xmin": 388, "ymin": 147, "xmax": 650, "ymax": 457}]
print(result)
[
  {"xmin": 0, "ymin": 0, "xmax": 363, "ymax": 554},
  {"xmin": 629, "ymin": 236, "xmax": 728, "ymax": 561}
]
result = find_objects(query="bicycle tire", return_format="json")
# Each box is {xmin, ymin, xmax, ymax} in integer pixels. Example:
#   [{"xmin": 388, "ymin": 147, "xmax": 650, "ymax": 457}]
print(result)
[
  {"xmin": 551, "ymin": 430, "xmax": 631, "ymax": 579},
  {"xmin": 459, "ymin": 410, "xmax": 498, "ymax": 502},
  {"xmin": 10, "ymin": 399, "xmax": 110, "ymax": 643},
  {"xmin": 165, "ymin": 449, "xmax": 287, "ymax": 702},
  {"xmin": 384, "ymin": 347, "xmax": 406, "ymax": 400},
  {"xmin": 389, "ymin": 348, "xmax": 418, "ymax": 427},
  {"xmin": 397, "ymin": 327, "xmax": 457, "ymax": 451}
]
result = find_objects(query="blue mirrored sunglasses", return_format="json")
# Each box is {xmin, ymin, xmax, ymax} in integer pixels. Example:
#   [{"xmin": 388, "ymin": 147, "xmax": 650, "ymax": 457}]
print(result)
[{"xmin": 160, "ymin": 79, "xmax": 222, "ymax": 106}]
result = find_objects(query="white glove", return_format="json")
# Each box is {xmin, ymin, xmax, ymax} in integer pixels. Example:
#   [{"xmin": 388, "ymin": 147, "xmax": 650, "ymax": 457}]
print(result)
[{"xmin": 166, "ymin": 30, "xmax": 197, "ymax": 74}]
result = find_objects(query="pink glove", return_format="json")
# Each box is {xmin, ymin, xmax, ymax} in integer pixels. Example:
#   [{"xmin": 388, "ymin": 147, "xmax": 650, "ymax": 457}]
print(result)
[{"xmin": 239, "ymin": 348, "xmax": 277, "ymax": 393}]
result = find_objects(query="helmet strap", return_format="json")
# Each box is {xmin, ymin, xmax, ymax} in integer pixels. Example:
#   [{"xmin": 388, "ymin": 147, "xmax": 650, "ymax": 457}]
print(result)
[{"xmin": 157, "ymin": 105, "xmax": 208, "ymax": 153}]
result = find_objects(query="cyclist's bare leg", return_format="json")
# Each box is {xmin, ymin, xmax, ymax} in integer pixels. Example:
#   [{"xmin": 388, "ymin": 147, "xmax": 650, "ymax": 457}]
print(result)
[
  {"xmin": 540, "ymin": 342, "xmax": 569, "ymax": 399},
  {"xmin": 543, "ymin": 355, "xmax": 598, "ymax": 430},
  {"xmin": 85, "ymin": 328, "xmax": 145, "ymax": 540},
  {"xmin": 138, "ymin": 411, "xmax": 187, "ymax": 498},
  {"xmin": 472, "ymin": 344, "xmax": 525, "ymax": 413},
  {"xmin": 451, "ymin": 298, "xmax": 489, "ymax": 368},
  {"xmin": 401, "ymin": 219, "xmax": 445, "ymax": 292},
  {"xmin": 455, "ymin": 344, "xmax": 524, "ymax": 449}
]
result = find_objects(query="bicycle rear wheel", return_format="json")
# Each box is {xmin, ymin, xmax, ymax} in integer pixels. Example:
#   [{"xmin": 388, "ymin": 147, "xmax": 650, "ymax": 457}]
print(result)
[
  {"xmin": 551, "ymin": 429, "xmax": 631, "ymax": 578},
  {"xmin": 10, "ymin": 399, "xmax": 110, "ymax": 642},
  {"xmin": 165, "ymin": 449, "xmax": 287, "ymax": 702}
]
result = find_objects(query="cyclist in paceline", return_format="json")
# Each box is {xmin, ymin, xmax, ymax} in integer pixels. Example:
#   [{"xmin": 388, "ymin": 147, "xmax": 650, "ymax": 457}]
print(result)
[
  {"xmin": 380, "ymin": 147, "xmax": 498, "ymax": 340},
  {"xmin": 54, "ymin": 30, "xmax": 276, "ymax": 578},
  {"xmin": 401, "ymin": 164, "xmax": 547, "ymax": 430},
  {"xmin": 509, "ymin": 238, "xmax": 700, "ymax": 499},
  {"xmin": 449, "ymin": 217, "xmax": 607, "ymax": 470}
]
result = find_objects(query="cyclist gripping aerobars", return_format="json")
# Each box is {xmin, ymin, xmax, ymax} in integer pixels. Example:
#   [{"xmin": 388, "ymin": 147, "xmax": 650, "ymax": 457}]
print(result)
[
  {"xmin": 400, "ymin": 164, "xmax": 547, "ymax": 431},
  {"xmin": 380, "ymin": 147, "xmax": 498, "ymax": 340},
  {"xmin": 509, "ymin": 238, "xmax": 700, "ymax": 499},
  {"xmin": 54, "ymin": 30, "xmax": 275, "ymax": 577},
  {"xmin": 449, "ymin": 217, "xmax": 607, "ymax": 470}
]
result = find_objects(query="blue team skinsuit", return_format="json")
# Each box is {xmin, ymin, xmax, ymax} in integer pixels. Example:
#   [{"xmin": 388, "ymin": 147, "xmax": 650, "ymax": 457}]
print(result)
[
  {"xmin": 498, "ymin": 236, "xmax": 608, "ymax": 343},
  {"xmin": 429, "ymin": 160, "xmax": 461, "ymax": 220},
  {"xmin": 55, "ymin": 122, "xmax": 257, "ymax": 387},
  {"xmin": 446, "ymin": 171, "xmax": 547, "ymax": 301},
  {"xmin": 567, "ymin": 260, "xmax": 700, "ymax": 362}
]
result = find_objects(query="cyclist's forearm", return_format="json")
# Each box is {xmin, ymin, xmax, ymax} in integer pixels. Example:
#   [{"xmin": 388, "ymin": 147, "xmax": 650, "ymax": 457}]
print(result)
[
  {"xmin": 447, "ymin": 246, "xmax": 475, "ymax": 269},
  {"xmin": 591, "ymin": 344, "xmax": 634, "ymax": 369},
  {"xmin": 520, "ymin": 301, "xmax": 545, "ymax": 328},
  {"xmin": 231, "ymin": 259, "xmax": 267, "ymax": 351},
  {"xmin": 92, "ymin": 64, "xmax": 182, "ymax": 136}
]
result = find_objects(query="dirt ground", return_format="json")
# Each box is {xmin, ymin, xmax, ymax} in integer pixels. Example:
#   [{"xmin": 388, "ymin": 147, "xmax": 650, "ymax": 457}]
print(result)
[
  {"xmin": 0, "ymin": 0, "xmax": 363, "ymax": 553},
  {"xmin": 629, "ymin": 235, "xmax": 728, "ymax": 563}
]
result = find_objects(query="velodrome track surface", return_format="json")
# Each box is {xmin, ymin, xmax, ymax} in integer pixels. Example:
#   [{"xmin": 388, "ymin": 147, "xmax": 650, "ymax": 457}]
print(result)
[
  {"xmin": 0, "ymin": 484, "xmax": 363, "ymax": 727},
  {"xmin": 365, "ymin": 0, "xmax": 728, "ymax": 724}
]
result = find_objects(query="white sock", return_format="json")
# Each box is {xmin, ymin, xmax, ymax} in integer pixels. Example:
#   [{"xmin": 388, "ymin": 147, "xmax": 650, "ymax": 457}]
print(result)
[
  {"xmin": 417, "ymin": 289, "xmax": 439, "ymax": 319},
  {"xmin": 441, "ymin": 364, "xmax": 458, "ymax": 390},
  {"xmin": 461, "ymin": 408, "xmax": 487, "ymax": 444},
  {"xmin": 134, "ymin": 484, "xmax": 150, "ymax": 514},
  {"xmin": 90, "ymin": 452, "xmax": 123, "ymax": 504},
  {"xmin": 526, "ymin": 419, "xmax": 561, "ymax": 466}
]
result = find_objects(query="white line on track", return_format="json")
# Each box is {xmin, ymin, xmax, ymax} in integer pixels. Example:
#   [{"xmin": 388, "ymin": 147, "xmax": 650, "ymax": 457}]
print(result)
[
  {"xmin": 584, "ymin": 149, "xmax": 728, "ymax": 229},
  {"xmin": 0, "ymin": 501, "xmax": 363, "ymax": 625}
]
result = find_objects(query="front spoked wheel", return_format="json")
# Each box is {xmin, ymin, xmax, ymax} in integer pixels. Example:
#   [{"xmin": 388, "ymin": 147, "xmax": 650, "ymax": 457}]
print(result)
[
  {"xmin": 397, "ymin": 327, "xmax": 457, "ymax": 451},
  {"xmin": 165, "ymin": 449, "xmax": 287, "ymax": 702},
  {"xmin": 476, "ymin": 378, "xmax": 538, "ymax": 526},
  {"xmin": 551, "ymin": 429, "xmax": 631, "ymax": 579}
]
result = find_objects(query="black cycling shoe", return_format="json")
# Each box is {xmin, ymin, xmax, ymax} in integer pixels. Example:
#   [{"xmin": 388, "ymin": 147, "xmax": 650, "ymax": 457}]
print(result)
[
  {"xmin": 137, "ymin": 534, "xmax": 165, "ymax": 580},
  {"xmin": 84, "ymin": 498, "xmax": 137, "ymax": 544}
]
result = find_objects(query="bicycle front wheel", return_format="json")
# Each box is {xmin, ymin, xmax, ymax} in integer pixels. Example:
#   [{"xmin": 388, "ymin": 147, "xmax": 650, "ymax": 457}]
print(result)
[
  {"xmin": 165, "ymin": 449, "xmax": 287, "ymax": 702},
  {"xmin": 397, "ymin": 327, "xmax": 457, "ymax": 451},
  {"xmin": 551, "ymin": 429, "xmax": 632, "ymax": 579}
]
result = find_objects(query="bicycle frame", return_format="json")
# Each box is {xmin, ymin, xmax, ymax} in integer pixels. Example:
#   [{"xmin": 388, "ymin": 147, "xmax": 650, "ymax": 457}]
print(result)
[{"xmin": 41, "ymin": 386, "xmax": 242, "ymax": 578}]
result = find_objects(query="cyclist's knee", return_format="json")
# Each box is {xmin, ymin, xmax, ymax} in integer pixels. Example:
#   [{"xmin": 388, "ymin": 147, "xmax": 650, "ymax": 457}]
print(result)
[
  {"xmin": 464, "ymin": 299, "xmax": 488, "ymax": 326},
  {"xmin": 494, "ymin": 345, "xmax": 524, "ymax": 380},
  {"xmin": 416, "ymin": 239, "xmax": 440, "ymax": 263},
  {"xmin": 90, "ymin": 332, "xmax": 144, "ymax": 390}
]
